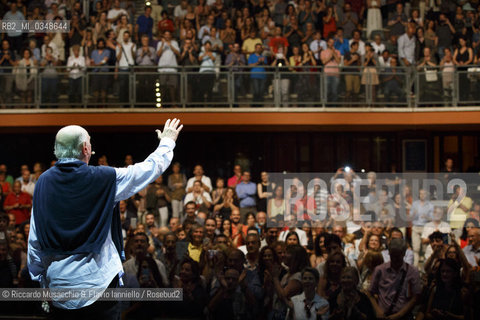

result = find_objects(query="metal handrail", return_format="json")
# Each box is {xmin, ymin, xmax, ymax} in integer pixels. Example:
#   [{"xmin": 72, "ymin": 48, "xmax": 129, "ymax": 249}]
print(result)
[{"xmin": 0, "ymin": 65, "xmax": 478, "ymax": 109}]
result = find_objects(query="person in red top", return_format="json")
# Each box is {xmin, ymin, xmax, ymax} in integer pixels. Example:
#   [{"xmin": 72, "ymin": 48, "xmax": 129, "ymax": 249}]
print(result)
[
  {"xmin": 227, "ymin": 165, "xmax": 243, "ymax": 187},
  {"xmin": 268, "ymin": 26, "xmax": 289, "ymax": 54},
  {"xmin": 0, "ymin": 172, "xmax": 11, "ymax": 195},
  {"xmin": 158, "ymin": 10, "xmax": 175, "ymax": 34},
  {"xmin": 3, "ymin": 180, "xmax": 32, "ymax": 226}
]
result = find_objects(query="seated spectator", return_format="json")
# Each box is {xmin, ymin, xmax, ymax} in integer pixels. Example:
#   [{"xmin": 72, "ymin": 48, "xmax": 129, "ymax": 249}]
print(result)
[
  {"xmin": 310, "ymin": 31, "xmax": 327, "ymax": 62},
  {"xmin": 211, "ymin": 177, "xmax": 226, "ymax": 208},
  {"xmin": 318, "ymin": 250, "xmax": 346, "ymax": 307},
  {"xmin": 359, "ymin": 250, "xmax": 384, "ymax": 291},
  {"xmin": 176, "ymin": 223, "xmax": 206, "ymax": 264},
  {"xmin": 369, "ymin": 239, "xmax": 421, "ymax": 319}
]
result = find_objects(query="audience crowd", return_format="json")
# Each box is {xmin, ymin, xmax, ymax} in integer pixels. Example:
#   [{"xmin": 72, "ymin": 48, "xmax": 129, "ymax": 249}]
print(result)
[
  {"xmin": 1, "ymin": 156, "xmax": 480, "ymax": 319},
  {"xmin": 2, "ymin": 0, "xmax": 480, "ymax": 105}
]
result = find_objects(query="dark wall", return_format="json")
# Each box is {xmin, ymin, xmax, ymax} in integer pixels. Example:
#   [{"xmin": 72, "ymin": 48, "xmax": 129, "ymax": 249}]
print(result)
[{"xmin": 0, "ymin": 129, "xmax": 409, "ymax": 181}]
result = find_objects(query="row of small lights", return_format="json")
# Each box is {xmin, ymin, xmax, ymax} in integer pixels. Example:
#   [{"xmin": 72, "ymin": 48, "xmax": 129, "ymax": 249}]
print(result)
[{"xmin": 144, "ymin": 0, "xmax": 161, "ymax": 107}]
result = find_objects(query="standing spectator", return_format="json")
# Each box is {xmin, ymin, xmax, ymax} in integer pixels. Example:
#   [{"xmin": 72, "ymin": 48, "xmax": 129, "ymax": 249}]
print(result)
[
  {"xmin": 178, "ymin": 38, "xmax": 198, "ymax": 102},
  {"xmin": 3, "ymin": 181, "xmax": 31, "ymax": 226},
  {"xmin": 463, "ymin": 227, "xmax": 480, "ymax": 266},
  {"xmin": 333, "ymin": 27, "xmax": 349, "ymax": 55},
  {"xmin": 448, "ymin": 185, "xmax": 472, "ymax": 230},
  {"xmin": 417, "ymin": 46, "xmax": 440, "ymax": 103},
  {"xmin": 167, "ymin": 162, "xmax": 186, "ymax": 221},
  {"xmin": 135, "ymin": 34, "xmax": 156, "ymax": 102},
  {"xmin": 3, "ymin": 3, "xmax": 25, "ymax": 54},
  {"xmin": 184, "ymin": 180, "xmax": 212, "ymax": 214},
  {"xmin": 186, "ymin": 164, "xmax": 212, "ymax": 193},
  {"xmin": 135, "ymin": 5, "xmax": 153, "ymax": 41},
  {"xmin": 0, "ymin": 40, "xmax": 15, "ymax": 106},
  {"xmin": 322, "ymin": 6, "xmax": 338, "ymax": 39},
  {"xmin": 40, "ymin": 47, "xmax": 59, "ymax": 106},
  {"xmin": 236, "ymin": 171, "xmax": 257, "ymax": 221},
  {"xmin": 68, "ymin": 14, "xmax": 85, "ymax": 48},
  {"xmin": 173, "ymin": 0, "xmax": 188, "ymax": 29},
  {"xmin": 309, "ymin": 31, "xmax": 327, "ymax": 62},
  {"xmin": 158, "ymin": 10, "xmax": 175, "ymax": 35},
  {"xmin": 286, "ymin": 267, "xmax": 329, "ymax": 319},
  {"xmin": 19, "ymin": 169, "xmax": 35, "ymax": 196},
  {"xmin": 198, "ymin": 41, "xmax": 217, "ymax": 104},
  {"xmin": 398, "ymin": 23, "xmax": 416, "ymax": 67},
  {"xmin": 257, "ymin": 171, "xmax": 273, "ymax": 214},
  {"xmin": 90, "ymin": 38, "xmax": 111, "ymax": 104},
  {"xmin": 268, "ymin": 26, "xmax": 289, "ymax": 54},
  {"xmin": 321, "ymin": 37, "xmax": 341, "ymax": 102},
  {"xmin": 371, "ymin": 33, "xmax": 386, "ymax": 55},
  {"xmin": 225, "ymin": 42, "xmax": 246, "ymax": 104},
  {"xmin": 227, "ymin": 165, "xmax": 243, "ymax": 188},
  {"xmin": 410, "ymin": 189, "xmax": 433, "ymax": 267},
  {"xmin": 248, "ymin": 43, "xmax": 268, "ymax": 105},
  {"xmin": 66, "ymin": 45, "xmax": 86, "ymax": 104},
  {"xmin": 366, "ymin": 0, "xmax": 382, "ymax": 40},
  {"xmin": 15, "ymin": 48, "xmax": 37, "ymax": 107},
  {"xmin": 437, "ymin": 13, "xmax": 455, "ymax": 60},
  {"xmin": 362, "ymin": 43, "xmax": 380, "ymax": 101},
  {"xmin": 157, "ymin": 31, "xmax": 180, "ymax": 105},
  {"xmin": 454, "ymin": 35, "xmax": 473, "ymax": 102},
  {"xmin": 242, "ymin": 29, "xmax": 262, "ymax": 58},
  {"xmin": 115, "ymin": 31, "xmax": 136, "ymax": 106},
  {"xmin": 107, "ymin": 0, "xmax": 127, "ymax": 23},
  {"xmin": 387, "ymin": 2, "xmax": 407, "ymax": 37},
  {"xmin": 343, "ymin": 41, "xmax": 361, "ymax": 102},
  {"xmin": 298, "ymin": 0, "xmax": 317, "ymax": 32},
  {"xmin": 341, "ymin": 2, "xmax": 358, "ymax": 39},
  {"xmin": 284, "ymin": 16, "xmax": 304, "ymax": 55},
  {"xmin": 369, "ymin": 239, "xmax": 422, "ymax": 320},
  {"xmin": 146, "ymin": 176, "xmax": 170, "ymax": 228},
  {"xmin": 198, "ymin": 15, "xmax": 215, "ymax": 44},
  {"xmin": 349, "ymin": 29, "xmax": 365, "ymax": 57}
]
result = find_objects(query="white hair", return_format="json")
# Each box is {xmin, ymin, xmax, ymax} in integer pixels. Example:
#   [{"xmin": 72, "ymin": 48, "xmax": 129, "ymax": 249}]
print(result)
[{"xmin": 54, "ymin": 125, "xmax": 89, "ymax": 160}]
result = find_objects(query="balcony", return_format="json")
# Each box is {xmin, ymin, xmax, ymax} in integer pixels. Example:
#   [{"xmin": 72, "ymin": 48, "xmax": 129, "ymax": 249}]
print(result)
[{"xmin": 1, "ymin": 65, "xmax": 480, "ymax": 129}]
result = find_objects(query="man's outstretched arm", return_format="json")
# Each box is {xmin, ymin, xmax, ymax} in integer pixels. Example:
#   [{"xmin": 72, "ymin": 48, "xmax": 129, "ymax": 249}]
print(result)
[{"xmin": 114, "ymin": 119, "xmax": 183, "ymax": 202}]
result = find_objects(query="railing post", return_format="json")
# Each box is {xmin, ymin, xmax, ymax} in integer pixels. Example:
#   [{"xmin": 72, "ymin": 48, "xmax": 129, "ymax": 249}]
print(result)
[
  {"xmin": 130, "ymin": 69, "xmax": 135, "ymax": 108},
  {"xmin": 453, "ymin": 66, "xmax": 459, "ymax": 107},
  {"xmin": 228, "ymin": 70, "xmax": 233, "ymax": 108},
  {"xmin": 181, "ymin": 68, "xmax": 186, "ymax": 108},
  {"xmin": 274, "ymin": 68, "xmax": 280, "ymax": 108}
]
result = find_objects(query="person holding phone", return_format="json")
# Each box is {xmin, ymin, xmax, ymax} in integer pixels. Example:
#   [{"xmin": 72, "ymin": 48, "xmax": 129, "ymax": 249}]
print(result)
[{"xmin": 28, "ymin": 119, "xmax": 183, "ymax": 319}]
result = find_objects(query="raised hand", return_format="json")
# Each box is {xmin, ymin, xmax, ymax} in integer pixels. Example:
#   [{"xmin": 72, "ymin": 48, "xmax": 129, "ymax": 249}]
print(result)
[{"xmin": 156, "ymin": 118, "xmax": 183, "ymax": 142}]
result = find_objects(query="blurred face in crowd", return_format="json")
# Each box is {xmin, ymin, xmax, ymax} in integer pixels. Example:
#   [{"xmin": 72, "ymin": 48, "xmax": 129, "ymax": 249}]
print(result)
[
  {"xmin": 134, "ymin": 234, "xmax": 148, "ymax": 256},
  {"xmin": 468, "ymin": 228, "xmax": 480, "ymax": 248},
  {"xmin": 226, "ymin": 250, "xmax": 244, "ymax": 272},
  {"xmin": 371, "ymin": 222, "xmax": 383, "ymax": 236},
  {"xmin": 231, "ymin": 209, "xmax": 241, "ymax": 224},
  {"xmin": 169, "ymin": 217, "xmax": 180, "ymax": 232},
  {"xmin": 119, "ymin": 200, "xmax": 127, "ymax": 213},
  {"xmin": 440, "ymin": 263, "xmax": 455, "ymax": 284},
  {"xmin": 327, "ymin": 38, "xmax": 334, "ymax": 49},
  {"xmin": 286, "ymin": 234, "xmax": 299, "ymax": 246},
  {"xmin": 302, "ymin": 270, "xmax": 317, "ymax": 291},
  {"xmin": 216, "ymin": 178, "xmax": 224, "ymax": 189},
  {"xmin": 179, "ymin": 262, "xmax": 193, "ymax": 282},
  {"xmin": 266, "ymin": 227, "xmax": 278, "ymax": 243},
  {"xmin": 205, "ymin": 218, "xmax": 216, "ymax": 236},
  {"xmin": 340, "ymin": 269, "xmax": 357, "ymax": 291},
  {"xmin": 193, "ymin": 181, "xmax": 202, "ymax": 193},
  {"xmin": 368, "ymin": 234, "xmax": 381, "ymax": 250},
  {"xmin": 246, "ymin": 214, "xmax": 256, "ymax": 226},
  {"xmin": 145, "ymin": 214, "xmax": 155, "ymax": 227},
  {"xmin": 233, "ymin": 165, "xmax": 241, "ymax": 176},
  {"xmin": 257, "ymin": 211, "xmax": 266, "ymax": 226},
  {"xmin": 262, "ymin": 248, "xmax": 274, "ymax": 264},
  {"xmin": 22, "ymin": 170, "xmax": 30, "ymax": 183},
  {"xmin": 275, "ymin": 244, "xmax": 286, "ymax": 263},
  {"xmin": 255, "ymin": 43, "xmax": 263, "ymax": 54},
  {"xmin": 246, "ymin": 234, "xmax": 260, "ymax": 253},
  {"xmin": 193, "ymin": 165, "xmax": 204, "ymax": 176},
  {"xmin": 177, "ymin": 230, "xmax": 186, "ymax": 240},
  {"xmin": 446, "ymin": 246, "xmax": 457, "ymax": 260},
  {"xmin": 214, "ymin": 234, "xmax": 228, "ymax": 246},
  {"xmin": 164, "ymin": 234, "xmax": 176, "ymax": 251},
  {"xmin": 333, "ymin": 225, "xmax": 345, "ymax": 238},
  {"xmin": 390, "ymin": 230, "xmax": 403, "ymax": 240},
  {"xmin": 191, "ymin": 226, "xmax": 204, "ymax": 245},
  {"xmin": 13, "ymin": 181, "xmax": 21, "ymax": 194},
  {"xmin": 225, "ymin": 269, "xmax": 240, "ymax": 291}
]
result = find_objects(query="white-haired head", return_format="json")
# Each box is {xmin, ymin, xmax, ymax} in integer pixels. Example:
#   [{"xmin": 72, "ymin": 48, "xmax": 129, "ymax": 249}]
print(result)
[{"xmin": 54, "ymin": 125, "xmax": 90, "ymax": 160}]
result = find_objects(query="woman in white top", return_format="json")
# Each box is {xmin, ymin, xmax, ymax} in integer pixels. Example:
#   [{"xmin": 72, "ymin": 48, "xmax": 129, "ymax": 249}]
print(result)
[
  {"xmin": 268, "ymin": 185, "xmax": 286, "ymax": 220},
  {"xmin": 366, "ymin": 0, "xmax": 382, "ymax": 40}
]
